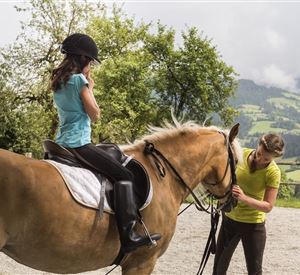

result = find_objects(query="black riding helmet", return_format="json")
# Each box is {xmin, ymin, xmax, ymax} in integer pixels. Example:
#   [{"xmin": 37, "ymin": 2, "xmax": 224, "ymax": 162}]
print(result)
[{"xmin": 61, "ymin": 33, "xmax": 100, "ymax": 63}]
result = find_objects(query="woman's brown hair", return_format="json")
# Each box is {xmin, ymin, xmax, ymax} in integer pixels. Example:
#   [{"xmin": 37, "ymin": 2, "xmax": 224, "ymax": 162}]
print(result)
[
  {"xmin": 259, "ymin": 133, "xmax": 285, "ymax": 157},
  {"xmin": 51, "ymin": 54, "xmax": 91, "ymax": 91}
]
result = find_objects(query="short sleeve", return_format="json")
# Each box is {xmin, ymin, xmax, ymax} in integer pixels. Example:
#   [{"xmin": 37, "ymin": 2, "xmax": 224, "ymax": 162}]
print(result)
[
  {"xmin": 74, "ymin": 74, "xmax": 89, "ymax": 95},
  {"xmin": 266, "ymin": 164, "xmax": 281, "ymax": 189}
]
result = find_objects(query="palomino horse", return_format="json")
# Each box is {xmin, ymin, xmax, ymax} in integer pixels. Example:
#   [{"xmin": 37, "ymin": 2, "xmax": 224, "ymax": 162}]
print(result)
[{"xmin": 0, "ymin": 122, "xmax": 241, "ymax": 274}]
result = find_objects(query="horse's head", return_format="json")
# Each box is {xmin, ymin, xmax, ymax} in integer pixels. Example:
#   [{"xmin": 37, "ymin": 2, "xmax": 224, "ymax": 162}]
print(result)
[
  {"xmin": 201, "ymin": 123, "xmax": 241, "ymax": 212},
  {"xmin": 129, "ymin": 120, "xmax": 242, "ymax": 213}
]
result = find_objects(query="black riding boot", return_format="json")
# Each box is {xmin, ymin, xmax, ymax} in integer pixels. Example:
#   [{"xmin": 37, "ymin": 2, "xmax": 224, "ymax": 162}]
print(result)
[{"xmin": 114, "ymin": 181, "xmax": 161, "ymax": 253}]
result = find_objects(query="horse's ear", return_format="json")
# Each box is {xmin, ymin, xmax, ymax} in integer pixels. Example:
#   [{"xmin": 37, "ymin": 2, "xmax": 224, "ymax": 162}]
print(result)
[{"xmin": 229, "ymin": 123, "xmax": 240, "ymax": 143}]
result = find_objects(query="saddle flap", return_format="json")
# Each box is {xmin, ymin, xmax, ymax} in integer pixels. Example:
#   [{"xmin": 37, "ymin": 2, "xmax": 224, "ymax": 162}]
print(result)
[{"xmin": 43, "ymin": 139, "xmax": 77, "ymax": 163}]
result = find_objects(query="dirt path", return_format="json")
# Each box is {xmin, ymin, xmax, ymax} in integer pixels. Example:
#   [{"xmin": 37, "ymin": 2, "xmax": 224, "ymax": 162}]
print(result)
[{"xmin": 1, "ymin": 206, "xmax": 299, "ymax": 275}]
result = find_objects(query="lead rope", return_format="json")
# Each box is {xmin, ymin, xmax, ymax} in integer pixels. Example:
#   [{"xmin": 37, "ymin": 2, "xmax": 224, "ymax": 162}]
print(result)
[
  {"xmin": 177, "ymin": 202, "xmax": 194, "ymax": 216},
  {"xmin": 196, "ymin": 197, "xmax": 220, "ymax": 275},
  {"xmin": 104, "ymin": 265, "xmax": 118, "ymax": 275}
]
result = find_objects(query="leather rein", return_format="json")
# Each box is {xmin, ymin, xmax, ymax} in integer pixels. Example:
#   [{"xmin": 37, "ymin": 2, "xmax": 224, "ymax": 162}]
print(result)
[{"xmin": 143, "ymin": 132, "xmax": 237, "ymax": 275}]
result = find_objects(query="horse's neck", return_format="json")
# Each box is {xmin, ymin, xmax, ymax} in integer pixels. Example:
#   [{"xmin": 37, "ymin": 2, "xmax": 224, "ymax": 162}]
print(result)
[
  {"xmin": 143, "ymin": 136, "xmax": 211, "ymax": 190},
  {"xmin": 124, "ymin": 134, "xmax": 215, "ymax": 198}
]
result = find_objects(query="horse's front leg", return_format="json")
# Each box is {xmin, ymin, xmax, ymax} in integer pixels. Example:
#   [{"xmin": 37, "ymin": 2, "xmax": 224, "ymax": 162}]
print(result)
[{"xmin": 121, "ymin": 253, "xmax": 158, "ymax": 275}]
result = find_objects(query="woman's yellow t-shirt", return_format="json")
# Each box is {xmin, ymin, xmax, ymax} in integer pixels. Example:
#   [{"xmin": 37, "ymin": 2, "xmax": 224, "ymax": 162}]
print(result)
[{"xmin": 225, "ymin": 148, "xmax": 281, "ymax": 223}]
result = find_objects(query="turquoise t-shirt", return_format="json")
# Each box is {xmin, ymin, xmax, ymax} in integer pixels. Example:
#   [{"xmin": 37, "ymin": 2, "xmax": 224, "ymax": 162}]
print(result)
[{"xmin": 53, "ymin": 73, "xmax": 91, "ymax": 148}]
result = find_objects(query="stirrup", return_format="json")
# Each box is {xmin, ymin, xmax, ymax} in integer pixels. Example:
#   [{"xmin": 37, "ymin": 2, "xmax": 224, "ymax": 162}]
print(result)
[{"xmin": 140, "ymin": 219, "xmax": 158, "ymax": 248}]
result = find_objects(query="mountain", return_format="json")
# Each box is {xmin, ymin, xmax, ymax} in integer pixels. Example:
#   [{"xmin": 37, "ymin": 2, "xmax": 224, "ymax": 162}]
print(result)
[
  {"xmin": 230, "ymin": 79, "xmax": 300, "ymax": 159},
  {"xmin": 296, "ymin": 77, "xmax": 300, "ymax": 91}
]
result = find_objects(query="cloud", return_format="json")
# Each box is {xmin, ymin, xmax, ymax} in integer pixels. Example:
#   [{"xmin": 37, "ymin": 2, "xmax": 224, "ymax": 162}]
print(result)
[
  {"xmin": 2, "ymin": 2, "xmax": 300, "ymax": 93},
  {"xmin": 259, "ymin": 64, "xmax": 297, "ymax": 92},
  {"xmin": 265, "ymin": 29, "xmax": 285, "ymax": 50}
]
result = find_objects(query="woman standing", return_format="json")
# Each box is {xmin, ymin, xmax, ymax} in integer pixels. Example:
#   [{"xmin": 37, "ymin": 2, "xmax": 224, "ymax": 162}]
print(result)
[{"xmin": 213, "ymin": 134, "xmax": 285, "ymax": 275}]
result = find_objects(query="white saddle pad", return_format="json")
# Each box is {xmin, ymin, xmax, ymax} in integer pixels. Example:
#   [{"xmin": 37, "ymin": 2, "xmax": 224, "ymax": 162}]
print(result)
[{"xmin": 44, "ymin": 160, "xmax": 153, "ymax": 213}]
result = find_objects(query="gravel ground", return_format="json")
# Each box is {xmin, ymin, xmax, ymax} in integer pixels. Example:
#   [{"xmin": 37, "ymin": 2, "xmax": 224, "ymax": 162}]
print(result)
[{"xmin": 1, "ymin": 206, "xmax": 299, "ymax": 275}]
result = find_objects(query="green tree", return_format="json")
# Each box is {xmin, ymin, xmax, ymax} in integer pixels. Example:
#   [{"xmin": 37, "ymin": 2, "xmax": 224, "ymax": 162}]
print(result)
[
  {"xmin": 89, "ymin": 13, "xmax": 238, "ymax": 142},
  {"xmin": 88, "ymin": 9, "xmax": 157, "ymax": 142},
  {"xmin": 1, "ymin": 1, "xmax": 239, "ymax": 153},
  {"xmin": 277, "ymin": 168, "xmax": 293, "ymax": 199},
  {"xmin": 145, "ymin": 25, "xmax": 238, "ymax": 125},
  {"xmin": 0, "ymin": 78, "xmax": 51, "ymax": 156},
  {"xmin": 0, "ymin": 0, "xmax": 103, "ymax": 155}
]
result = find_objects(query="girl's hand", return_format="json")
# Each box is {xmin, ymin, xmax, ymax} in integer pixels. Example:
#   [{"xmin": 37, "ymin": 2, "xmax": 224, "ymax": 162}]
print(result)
[
  {"xmin": 232, "ymin": 185, "xmax": 246, "ymax": 202},
  {"xmin": 83, "ymin": 63, "xmax": 94, "ymax": 90},
  {"xmin": 86, "ymin": 71, "xmax": 94, "ymax": 91}
]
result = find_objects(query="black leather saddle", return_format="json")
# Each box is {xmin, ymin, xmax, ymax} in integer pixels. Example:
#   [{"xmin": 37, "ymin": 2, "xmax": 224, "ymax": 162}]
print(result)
[{"xmin": 42, "ymin": 140, "xmax": 151, "ymax": 210}]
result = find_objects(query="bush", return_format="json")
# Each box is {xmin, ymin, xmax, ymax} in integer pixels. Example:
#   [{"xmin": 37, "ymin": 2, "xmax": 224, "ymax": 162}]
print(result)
[{"xmin": 277, "ymin": 184, "xmax": 294, "ymax": 200}]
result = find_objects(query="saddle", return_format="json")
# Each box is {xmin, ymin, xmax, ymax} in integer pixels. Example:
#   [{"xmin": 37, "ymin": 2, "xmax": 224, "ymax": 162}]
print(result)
[{"xmin": 42, "ymin": 140, "xmax": 151, "ymax": 210}]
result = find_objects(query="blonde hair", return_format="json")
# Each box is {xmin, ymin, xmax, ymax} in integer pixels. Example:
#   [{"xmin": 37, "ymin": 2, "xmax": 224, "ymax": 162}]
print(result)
[{"xmin": 259, "ymin": 134, "xmax": 285, "ymax": 157}]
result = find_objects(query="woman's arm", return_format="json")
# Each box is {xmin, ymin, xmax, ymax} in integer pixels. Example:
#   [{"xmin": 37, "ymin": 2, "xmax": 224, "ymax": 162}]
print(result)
[
  {"xmin": 232, "ymin": 185, "xmax": 278, "ymax": 213},
  {"xmin": 81, "ymin": 86, "xmax": 100, "ymax": 123},
  {"xmin": 81, "ymin": 73, "xmax": 100, "ymax": 123}
]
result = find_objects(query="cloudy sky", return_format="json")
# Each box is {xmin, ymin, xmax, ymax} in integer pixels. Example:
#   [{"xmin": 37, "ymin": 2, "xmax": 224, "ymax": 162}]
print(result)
[{"xmin": 1, "ymin": 1, "xmax": 300, "ymax": 92}]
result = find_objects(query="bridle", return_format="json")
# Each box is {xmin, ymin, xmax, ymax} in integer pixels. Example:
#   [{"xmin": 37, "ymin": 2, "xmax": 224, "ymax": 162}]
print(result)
[
  {"xmin": 202, "ymin": 131, "xmax": 237, "ymax": 201},
  {"xmin": 143, "ymin": 131, "xmax": 237, "ymax": 212},
  {"xmin": 143, "ymin": 131, "xmax": 238, "ymax": 275}
]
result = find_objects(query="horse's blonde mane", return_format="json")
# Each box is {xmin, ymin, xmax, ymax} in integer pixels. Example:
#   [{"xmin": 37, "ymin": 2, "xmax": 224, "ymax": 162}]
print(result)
[
  {"xmin": 123, "ymin": 116, "xmax": 243, "ymax": 164},
  {"xmin": 145, "ymin": 120, "xmax": 219, "ymax": 142}
]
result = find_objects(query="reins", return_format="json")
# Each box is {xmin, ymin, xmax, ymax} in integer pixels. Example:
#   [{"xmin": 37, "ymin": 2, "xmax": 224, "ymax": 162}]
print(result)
[
  {"xmin": 144, "ymin": 140, "xmax": 211, "ymax": 213},
  {"xmin": 196, "ymin": 200, "xmax": 220, "ymax": 275}
]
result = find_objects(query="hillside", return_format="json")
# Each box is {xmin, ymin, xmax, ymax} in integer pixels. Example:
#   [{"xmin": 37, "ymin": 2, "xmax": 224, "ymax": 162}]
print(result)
[{"xmin": 230, "ymin": 79, "xmax": 300, "ymax": 160}]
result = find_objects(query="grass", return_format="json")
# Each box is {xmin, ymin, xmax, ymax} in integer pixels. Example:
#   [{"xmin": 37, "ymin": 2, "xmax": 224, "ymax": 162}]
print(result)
[
  {"xmin": 249, "ymin": 120, "xmax": 285, "ymax": 134},
  {"xmin": 268, "ymin": 97, "xmax": 299, "ymax": 108},
  {"xmin": 281, "ymin": 156, "xmax": 298, "ymax": 162},
  {"xmin": 286, "ymin": 169, "xmax": 300, "ymax": 181},
  {"xmin": 276, "ymin": 198, "xmax": 300, "ymax": 208},
  {"xmin": 282, "ymin": 92, "xmax": 300, "ymax": 101},
  {"xmin": 240, "ymin": 104, "xmax": 261, "ymax": 112}
]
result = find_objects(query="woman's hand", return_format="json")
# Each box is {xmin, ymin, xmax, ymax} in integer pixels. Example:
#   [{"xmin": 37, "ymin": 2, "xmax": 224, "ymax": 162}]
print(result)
[
  {"xmin": 232, "ymin": 185, "xmax": 277, "ymax": 213},
  {"xmin": 232, "ymin": 185, "xmax": 247, "ymax": 202},
  {"xmin": 83, "ymin": 63, "xmax": 94, "ymax": 91},
  {"xmin": 86, "ymin": 71, "xmax": 94, "ymax": 91}
]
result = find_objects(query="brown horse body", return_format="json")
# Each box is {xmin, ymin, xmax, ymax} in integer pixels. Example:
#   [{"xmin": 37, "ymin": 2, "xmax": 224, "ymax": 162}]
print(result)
[{"xmin": 0, "ymin": 123, "xmax": 240, "ymax": 274}]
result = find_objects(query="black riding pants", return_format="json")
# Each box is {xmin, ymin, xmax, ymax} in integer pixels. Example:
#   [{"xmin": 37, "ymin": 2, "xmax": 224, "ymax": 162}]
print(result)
[
  {"xmin": 71, "ymin": 143, "xmax": 133, "ymax": 182},
  {"xmin": 213, "ymin": 215, "xmax": 266, "ymax": 275}
]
